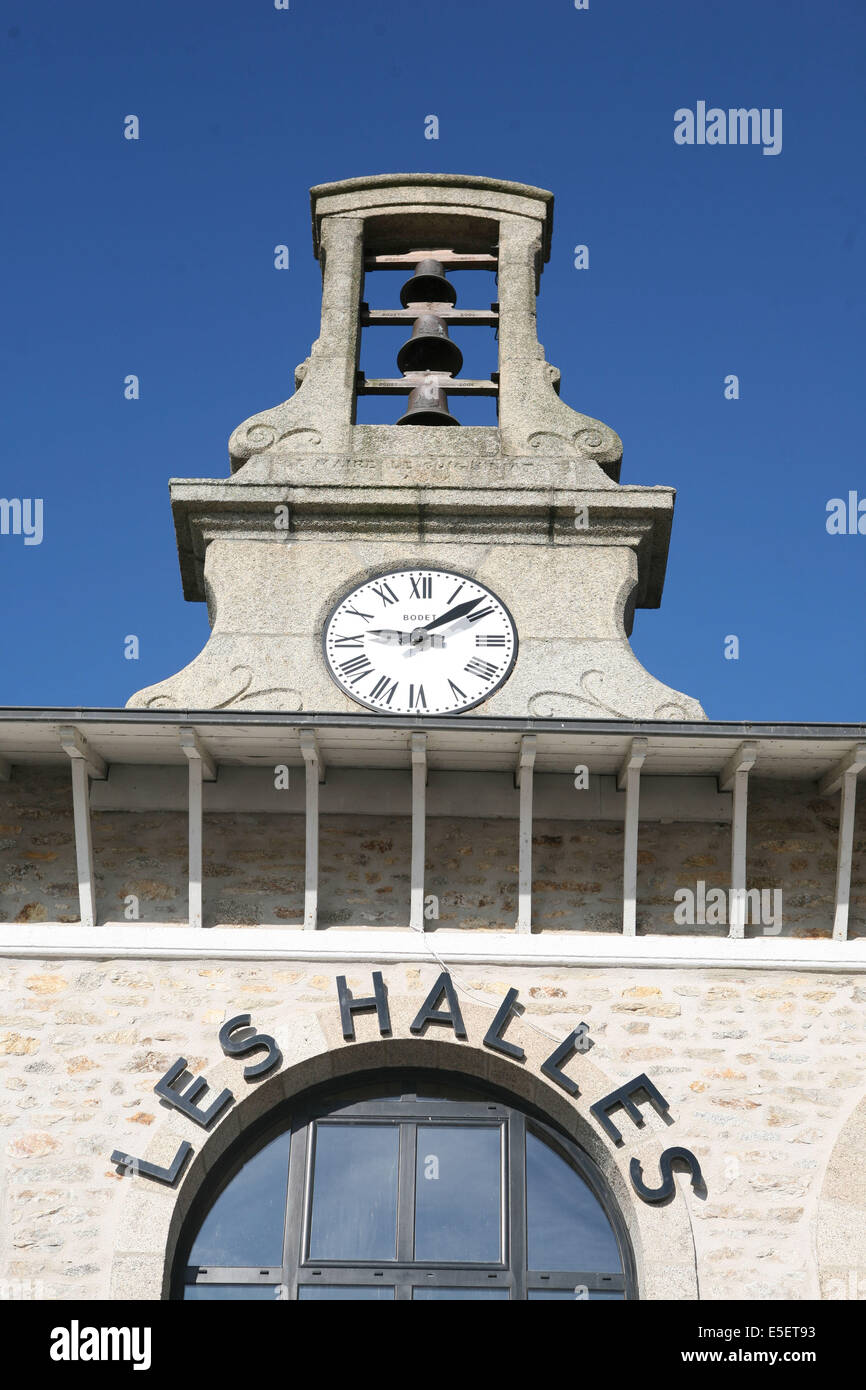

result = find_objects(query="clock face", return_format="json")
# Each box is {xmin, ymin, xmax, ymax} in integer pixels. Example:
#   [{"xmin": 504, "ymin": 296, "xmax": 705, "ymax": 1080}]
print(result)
[{"xmin": 323, "ymin": 569, "xmax": 518, "ymax": 714}]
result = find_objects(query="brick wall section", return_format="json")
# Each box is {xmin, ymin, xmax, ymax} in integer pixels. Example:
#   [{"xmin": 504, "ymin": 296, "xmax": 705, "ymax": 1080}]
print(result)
[
  {"xmin": 1, "ymin": 772, "xmax": 863, "ymax": 936},
  {"xmin": 0, "ymin": 956, "xmax": 864, "ymax": 1300}
]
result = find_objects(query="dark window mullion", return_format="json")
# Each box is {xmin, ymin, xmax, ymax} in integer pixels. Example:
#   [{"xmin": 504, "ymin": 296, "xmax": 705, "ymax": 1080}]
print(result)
[
  {"xmin": 396, "ymin": 1121, "xmax": 416, "ymax": 1263},
  {"xmin": 508, "ymin": 1112, "xmax": 527, "ymax": 1301},
  {"xmin": 282, "ymin": 1120, "xmax": 310, "ymax": 1301}
]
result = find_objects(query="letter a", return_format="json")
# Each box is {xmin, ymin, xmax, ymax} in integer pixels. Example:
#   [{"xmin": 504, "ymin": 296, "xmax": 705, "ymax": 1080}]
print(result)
[
  {"xmin": 825, "ymin": 498, "xmax": 846, "ymax": 535},
  {"xmin": 410, "ymin": 971, "xmax": 466, "ymax": 1037},
  {"xmin": 673, "ymin": 109, "xmax": 694, "ymax": 146}
]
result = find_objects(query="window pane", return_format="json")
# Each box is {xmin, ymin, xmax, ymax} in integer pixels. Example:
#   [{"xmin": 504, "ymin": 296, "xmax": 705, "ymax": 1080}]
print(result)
[
  {"xmin": 309, "ymin": 1123, "xmax": 399, "ymax": 1260},
  {"xmin": 528, "ymin": 1288, "xmax": 624, "ymax": 1300},
  {"xmin": 188, "ymin": 1131, "xmax": 290, "ymax": 1267},
  {"xmin": 298, "ymin": 1285, "xmax": 394, "ymax": 1300},
  {"xmin": 414, "ymin": 1125, "xmax": 501, "ymax": 1263},
  {"xmin": 413, "ymin": 1287, "xmax": 509, "ymax": 1300},
  {"xmin": 184, "ymin": 1285, "xmax": 278, "ymax": 1301},
  {"xmin": 526, "ymin": 1131, "xmax": 622, "ymax": 1273}
]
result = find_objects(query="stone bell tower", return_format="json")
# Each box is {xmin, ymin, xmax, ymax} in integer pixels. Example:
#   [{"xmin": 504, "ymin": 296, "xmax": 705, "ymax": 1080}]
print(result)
[{"xmin": 128, "ymin": 173, "xmax": 705, "ymax": 719}]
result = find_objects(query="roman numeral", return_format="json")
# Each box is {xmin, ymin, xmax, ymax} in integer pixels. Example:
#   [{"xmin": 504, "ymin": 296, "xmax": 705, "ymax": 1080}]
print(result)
[
  {"xmin": 409, "ymin": 575, "xmax": 433, "ymax": 599},
  {"xmin": 408, "ymin": 684, "xmax": 427, "ymax": 709},
  {"xmin": 447, "ymin": 679, "xmax": 467, "ymax": 702},
  {"xmin": 370, "ymin": 581, "xmax": 398, "ymax": 606},
  {"xmin": 475, "ymin": 635, "xmax": 506, "ymax": 647},
  {"xmin": 333, "ymin": 633, "xmax": 365, "ymax": 648},
  {"xmin": 447, "ymin": 583, "xmax": 466, "ymax": 603},
  {"xmin": 466, "ymin": 605, "xmax": 495, "ymax": 623},
  {"xmin": 344, "ymin": 605, "xmax": 374, "ymax": 622},
  {"xmin": 339, "ymin": 654, "xmax": 374, "ymax": 684},
  {"xmin": 370, "ymin": 675, "xmax": 398, "ymax": 705},
  {"xmin": 465, "ymin": 658, "xmax": 499, "ymax": 680}
]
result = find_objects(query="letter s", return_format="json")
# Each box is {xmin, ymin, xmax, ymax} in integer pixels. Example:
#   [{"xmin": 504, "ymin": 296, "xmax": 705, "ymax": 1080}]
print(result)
[
  {"xmin": 630, "ymin": 1146, "xmax": 704, "ymax": 1203},
  {"xmin": 219, "ymin": 1014, "xmax": 282, "ymax": 1079}
]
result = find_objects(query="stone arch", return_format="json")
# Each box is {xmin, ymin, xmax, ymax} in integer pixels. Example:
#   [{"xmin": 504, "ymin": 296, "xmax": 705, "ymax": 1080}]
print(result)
[
  {"xmin": 110, "ymin": 994, "xmax": 699, "ymax": 1300},
  {"xmin": 815, "ymin": 1088, "xmax": 866, "ymax": 1299}
]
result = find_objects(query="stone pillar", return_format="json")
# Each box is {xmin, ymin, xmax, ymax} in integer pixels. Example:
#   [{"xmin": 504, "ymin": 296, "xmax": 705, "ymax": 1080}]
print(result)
[
  {"xmin": 496, "ymin": 215, "xmax": 622, "ymax": 475},
  {"xmin": 228, "ymin": 217, "xmax": 364, "ymax": 469}
]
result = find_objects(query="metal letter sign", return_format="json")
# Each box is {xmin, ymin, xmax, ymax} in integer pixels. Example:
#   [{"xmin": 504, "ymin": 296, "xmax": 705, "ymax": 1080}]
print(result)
[
  {"xmin": 154, "ymin": 1058, "xmax": 234, "ymax": 1128},
  {"xmin": 110, "ymin": 979, "xmax": 704, "ymax": 1205},
  {"xmin": 219, "ymin": 1014, "xmax": 282, "ymax": 1079}
]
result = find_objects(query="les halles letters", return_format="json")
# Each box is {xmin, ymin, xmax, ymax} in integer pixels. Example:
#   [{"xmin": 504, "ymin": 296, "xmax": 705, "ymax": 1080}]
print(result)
[{"xmin": 110, "ymin": 972, "xmax": 704, "ymax": 1208}]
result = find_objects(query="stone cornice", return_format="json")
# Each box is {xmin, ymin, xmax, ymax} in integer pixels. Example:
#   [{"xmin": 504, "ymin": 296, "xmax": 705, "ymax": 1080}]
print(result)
[{"xmin": 168, "ymin": 476, "xmax": 675, "ymax": 606}]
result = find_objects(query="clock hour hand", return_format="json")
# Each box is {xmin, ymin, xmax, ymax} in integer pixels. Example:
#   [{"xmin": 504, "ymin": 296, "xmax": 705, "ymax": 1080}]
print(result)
[{"xmin": 421, "ymin": 596, "xmax": 484, "ymax": 633}]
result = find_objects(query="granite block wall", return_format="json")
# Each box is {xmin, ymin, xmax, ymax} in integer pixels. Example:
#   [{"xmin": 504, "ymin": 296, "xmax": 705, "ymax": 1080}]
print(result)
[{"xmin": 1, "ymin": 957, "xmax": 864, "ymax": 1300}]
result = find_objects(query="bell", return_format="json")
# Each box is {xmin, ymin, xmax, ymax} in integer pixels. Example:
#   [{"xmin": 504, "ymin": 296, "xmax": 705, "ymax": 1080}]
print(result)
[
  {"xmin": 399, "ymin": 258, "xmax": 458, "ymax": 307},
  {"xmin": 396, "ymin": 379, "xmax": 460, "ymax": 426},
  {"xmin": 396, "ymin": 313, "xmax": 463, "ymax": 375}
]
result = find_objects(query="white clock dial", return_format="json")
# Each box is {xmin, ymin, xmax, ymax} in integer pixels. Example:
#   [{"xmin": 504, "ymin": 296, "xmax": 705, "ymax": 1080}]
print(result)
[{"xmin": 323, "ymin": 569, "xmax": 518, "ymax": 714}]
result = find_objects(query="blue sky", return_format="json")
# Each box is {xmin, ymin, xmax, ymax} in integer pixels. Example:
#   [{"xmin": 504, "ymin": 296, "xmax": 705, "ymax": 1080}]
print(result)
[{"xmin": 1, "ymin": 0, "xmax": 864, "ymax": 721}]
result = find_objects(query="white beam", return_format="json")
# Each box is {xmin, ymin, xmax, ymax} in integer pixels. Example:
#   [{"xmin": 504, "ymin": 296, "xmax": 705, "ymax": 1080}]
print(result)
[
  {"xmin": 516, "ymin": 735, "xmax": 537, "ymax": 933},
  {"xmin": 718, "ymin": 740, "xmax": 757, "ymax": 793},
  {"xmin": 299, "ymin": 729, "xmax": 325, "ymax": 782},
  {"xmin": 179, "ymin": 731, "xmax": 216, "ymax": 930},
  {"xmin": 409, "ymin": 733, "xmax": 427, "ymax": 932},
  {"xmin": 59, "ymin": 725, "xmax": 107, "ymax": 781},
  {"xmin": 186, "ymin": 759, "xmax": 204, "ymax": 929},
  {"xmin": 300, "ymin": 732, "xmax": 321, "ymax": 930},
  {"xmin": 69, "ymin": 760, "xmax": 97, "ymax": 929},
  {"xmin": 721, "ymin": 744, "xmax": 758, "ymax": 939},
  {"xmin": 617, "ymin": 736, "xmax": 648, "ymax": 792},
  {"xmin": 819, "ymin": 743, "xmax": 866, "ymax": 798},
  {"xmin": 179, "ymin": 728, "xmax": 217, "ymax": 781},
  {"xmin": 619, "ymin": 738, "xmax": 647, "ymax": 936},
  {"xmin": 0, "ymin": 757, "xmax": 10, "ymax": 781},
  {"xmin": 831, "ymin": 762, "xmax": 865, "ymax": 941},
  {"xmin": 59, "ymin": 727, "xmax": 105, "ymax": 929},
  {"xmin": 9, "ymin": 924, "xmax": 866, "ymax": 972}
]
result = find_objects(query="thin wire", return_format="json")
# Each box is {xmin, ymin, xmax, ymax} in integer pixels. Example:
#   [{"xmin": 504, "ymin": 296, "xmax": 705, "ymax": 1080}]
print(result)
[{"xmin": 409, "ymin": 920, "xmax": 583, "ymax": 1048}]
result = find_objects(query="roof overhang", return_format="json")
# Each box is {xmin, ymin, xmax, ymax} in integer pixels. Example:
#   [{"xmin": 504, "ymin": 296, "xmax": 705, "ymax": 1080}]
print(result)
[{"xmin": 1, "ymin": 709, "xmax": 864, "ymax": 781}]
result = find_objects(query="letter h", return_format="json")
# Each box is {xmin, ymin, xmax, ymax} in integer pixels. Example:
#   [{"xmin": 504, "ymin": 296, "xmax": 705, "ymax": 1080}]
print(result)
[{"xmin": 337, "ymin": 971, "xmax": 391, "ymax": 1040}]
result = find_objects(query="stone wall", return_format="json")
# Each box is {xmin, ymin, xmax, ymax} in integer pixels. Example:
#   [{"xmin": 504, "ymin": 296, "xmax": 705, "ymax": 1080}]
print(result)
[
  {"xmin": 0, "ymin": 772, "xmax": 78, "ymax": 927},
  {"xmin": 2, "ymin": 772, "xmax": 863, "ymax": 937},
  {"xmin": 0, "ymin": 955, "xmax": 864, "ymax": 1300}
]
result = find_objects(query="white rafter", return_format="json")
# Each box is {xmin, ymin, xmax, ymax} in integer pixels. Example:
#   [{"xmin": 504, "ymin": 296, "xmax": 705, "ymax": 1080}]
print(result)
[
  {"xmin": 516, "ymin": 735, "xmax": 537, "ymax": 934},
  {"xmin": 618, "ymin": 738, "xmax": 648, "ymax": 937},
  {"xmin": 410, "ymin": 733, "xmax": 427, "ymax": 932},
  {"xmin": 59, "ymin": 726, "xmax": 106, "ymax": 930},
  {"xmin": 300, "ymin": 730, "xmax": 322, "ymax": 930}
]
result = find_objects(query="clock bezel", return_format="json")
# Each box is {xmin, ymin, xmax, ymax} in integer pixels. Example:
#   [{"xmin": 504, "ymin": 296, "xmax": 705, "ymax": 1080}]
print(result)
[{"xmin": 321, "ymin": 566, "xmax": 520, "ymax": 715}]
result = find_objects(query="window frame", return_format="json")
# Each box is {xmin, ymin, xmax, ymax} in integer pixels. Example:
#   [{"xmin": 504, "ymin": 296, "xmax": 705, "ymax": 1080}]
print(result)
[{"xmin": 173, "ymin": 1069, "xmax": 635, "ymax": 1302}]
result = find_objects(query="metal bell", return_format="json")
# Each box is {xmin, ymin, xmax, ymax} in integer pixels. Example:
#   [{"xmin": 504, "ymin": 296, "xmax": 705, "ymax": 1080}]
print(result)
[
  {"xmin": 399, "ymin": 258, "xmax": 458, "ymax": 307},
  {"xmin": 396, "ymin": 379, "xmax": 460, "ymax": 426},
  {"xmin": 396, "ymin": 313, "xmax": 463, "ymax": 375}
]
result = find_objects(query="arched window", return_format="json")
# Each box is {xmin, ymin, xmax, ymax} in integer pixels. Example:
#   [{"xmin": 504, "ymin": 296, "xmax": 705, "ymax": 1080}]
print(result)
[{"xmin": 174, "ymin": 1072, "xmax": 634, "ymax": 1301}]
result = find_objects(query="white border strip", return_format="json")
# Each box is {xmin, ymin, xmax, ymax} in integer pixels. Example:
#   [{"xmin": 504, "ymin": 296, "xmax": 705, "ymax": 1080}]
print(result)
[{"xmin": 3, "ymin": 924, "xmax": 866, "ymax": 972}]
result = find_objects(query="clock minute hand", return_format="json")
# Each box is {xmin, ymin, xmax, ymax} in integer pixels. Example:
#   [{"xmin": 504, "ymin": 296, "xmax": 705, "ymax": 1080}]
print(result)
[{"xmin": 421, "ymin": 596, "xmax": 484, "ymax": 633}]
